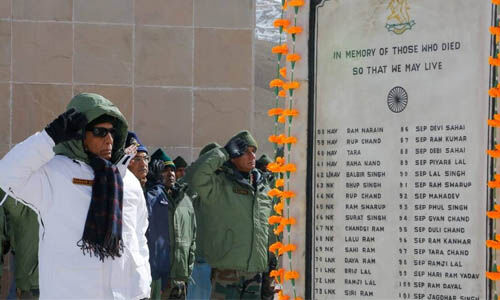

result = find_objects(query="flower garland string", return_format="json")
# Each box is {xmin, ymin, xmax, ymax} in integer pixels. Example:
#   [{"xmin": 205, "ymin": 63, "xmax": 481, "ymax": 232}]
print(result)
[
  {"xmin": 487, "ymin": 2, "xmax": 500, "ymax": 297},
  {"xmin": 266, "ymin": 1, "xmax": 304, "ymax": 300}
]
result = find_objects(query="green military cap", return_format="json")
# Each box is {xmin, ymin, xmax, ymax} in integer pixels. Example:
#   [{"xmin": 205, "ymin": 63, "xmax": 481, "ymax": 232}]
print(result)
[
  {"xmin": 229, "ymin": 130, "xmax": 258, "ymax": 151},
  {"xmin": 151, "ymin": 148, "xmax": 175, "ymax": 169},
  {"xmin": 199, "ymin": 142, "xmax": 221, "ymax": 157},
  {"xmin": 256, "ymin": 154, "xmax": 272, "ymax": 170},
  {"xmin": 173, "ymin": 156, "xmax": 188, "ymax": 168}
]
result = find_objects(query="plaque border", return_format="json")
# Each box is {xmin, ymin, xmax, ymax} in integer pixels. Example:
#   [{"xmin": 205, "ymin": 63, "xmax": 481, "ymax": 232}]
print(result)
[{"xmin": 306, "ymin": 1, "xmax": 497, "ymax": 299}]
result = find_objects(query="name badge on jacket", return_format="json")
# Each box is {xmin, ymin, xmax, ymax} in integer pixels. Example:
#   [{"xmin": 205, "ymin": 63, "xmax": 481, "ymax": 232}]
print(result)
[
  {"xmin": 72, "ymin": 178, "xmax": 94, "ymax": 186},
  {"xmin": 233, "ymin": 187, "xmax": 249, "ymax": 195}
]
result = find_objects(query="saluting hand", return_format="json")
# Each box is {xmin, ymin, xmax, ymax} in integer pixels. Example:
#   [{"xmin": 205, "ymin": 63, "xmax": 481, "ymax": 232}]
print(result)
[{"xmin": 45, "ymin": 108, "xmax": 88, "ymax": 144}]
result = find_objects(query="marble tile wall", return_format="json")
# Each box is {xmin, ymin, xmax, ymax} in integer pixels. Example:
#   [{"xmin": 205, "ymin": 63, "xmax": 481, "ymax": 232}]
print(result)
[{"xmin": 0, "ymin": 0, "xmax": 272, "ymax": 162}]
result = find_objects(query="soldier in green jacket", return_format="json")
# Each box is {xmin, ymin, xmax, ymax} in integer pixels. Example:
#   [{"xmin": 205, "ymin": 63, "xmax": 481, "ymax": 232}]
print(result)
[
  {"xmin": 0, "ymin": 189, "xmax": 39, "ymax": 299},
  {"xmin": 184, "ymin": 131, "xmax": 273, "ymax": 300}
]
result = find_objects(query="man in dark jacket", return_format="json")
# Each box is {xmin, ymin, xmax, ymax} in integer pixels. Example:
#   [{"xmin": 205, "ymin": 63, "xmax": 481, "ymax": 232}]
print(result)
[
  {"xmin": 144, "ymin": 158, "xmax": 171, "ymax": 300},
  {"xmin": 184, "ymin": 131, "xmax": 273, "ymax": 300},
  {"xmin": 150, "ymin": 149, "xmax": 196, "ymax": 300}
]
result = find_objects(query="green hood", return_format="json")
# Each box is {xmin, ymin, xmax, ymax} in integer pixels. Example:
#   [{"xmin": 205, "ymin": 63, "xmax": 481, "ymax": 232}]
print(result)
[{"xmin": 53, "ymin": 93, "xmax": 128, "ymax": 164}]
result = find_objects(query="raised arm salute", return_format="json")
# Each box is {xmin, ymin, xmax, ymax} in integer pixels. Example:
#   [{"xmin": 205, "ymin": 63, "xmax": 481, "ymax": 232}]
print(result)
[{"xmin": 0, "ymin": 93, "xmax": 151, "ymax": 300}]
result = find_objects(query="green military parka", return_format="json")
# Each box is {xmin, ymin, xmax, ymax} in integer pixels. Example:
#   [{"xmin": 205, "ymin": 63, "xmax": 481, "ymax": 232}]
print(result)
[{"xmin": 183, "ymin": 147, "xmax": 273, "ymax": 273}]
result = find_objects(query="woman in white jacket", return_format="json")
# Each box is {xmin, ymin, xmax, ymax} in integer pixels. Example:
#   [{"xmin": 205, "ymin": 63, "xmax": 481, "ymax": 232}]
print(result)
[{"xmin": 0, "ymin": 93, "xmax": 151, "ymax": 299}]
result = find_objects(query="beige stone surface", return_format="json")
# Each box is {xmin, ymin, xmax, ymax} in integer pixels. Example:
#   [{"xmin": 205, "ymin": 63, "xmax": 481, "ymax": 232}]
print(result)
[
  {"xmin": 253, "ymin": 39, "xmax": 281, "ymax": 156},
  {"xmin": 0, "ymin": 21, "xmax": 10, "ymax": 82},
  {"xmin": 74, "ymin": 0, "xmax": 133, "ymax": 24},
  {"xmin": 194, "ymin": 28, "xmax": 252, "ymax": 88},
  {"xmin": 135, "ymin": 26, "xmax": 193, "ymax": 86},
  {"xmin": 0, "ymin": 144, "xmax": 9, "ymax": 158},
  {"xmin": 162, "ymin": 146, "xmax": 193, "ymax": 165},
  {"xmin": 0, "ymin": 0, "xmax": 11, "ymax": 19},
  {"xmin": 74, "ymin": 85, "xmax": 133, "ymax": 124},
  {"xmin": 135, "ymin": 0, "xmax": 193, "ymax": 26},
  {"xmin": 254, "ymin": 87, "xmax": 277, "ymax": 157},
  {"xmin": 74, "ymin": 24, "xmax": 133, "ymax": 85},
  {"xmin": 13, "ymin": 0, "xmax": 72, "ymax": 21},
  {"xmin": 12, "ymin": 22, "xmax": 72, "ymax": 83},
  {"xmin": 134, "ymin": 87, "xmax": 192, "ymax": 147},
  {"xmin": 0, "ymin": 83, "xmax": 10, "ymax": 146},
  {"xmin": 12, "ymin": 84, "xmax": 72, "ymax": 143},
  {"xmin": 193, "ymin": 89, "xmax": 251, "ymax": 147},
  {"xmin": 194, "ymin": 0, "xmax": 253, "ymax": 28}
]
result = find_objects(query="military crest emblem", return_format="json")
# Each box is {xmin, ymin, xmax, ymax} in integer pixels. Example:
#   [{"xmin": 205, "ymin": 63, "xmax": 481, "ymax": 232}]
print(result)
[{"xmin": 385, "ymin": 0, "xmax": 415, "ymax": 34}]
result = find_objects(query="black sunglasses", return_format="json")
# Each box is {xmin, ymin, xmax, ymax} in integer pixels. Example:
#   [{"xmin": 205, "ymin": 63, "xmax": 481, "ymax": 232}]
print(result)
[{"xmin": 87, "ymin": 127, "xmax": 116, "ymax": 138}]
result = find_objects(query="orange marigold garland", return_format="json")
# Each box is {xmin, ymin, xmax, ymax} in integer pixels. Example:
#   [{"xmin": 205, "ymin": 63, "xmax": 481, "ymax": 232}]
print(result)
[
  {"xmin": 266, "ymin": 1, "xmax": 304, "ymax": 299},
  {"xmin": 488, "ymin": 0, "xmax": 500, "ymax": 285}
]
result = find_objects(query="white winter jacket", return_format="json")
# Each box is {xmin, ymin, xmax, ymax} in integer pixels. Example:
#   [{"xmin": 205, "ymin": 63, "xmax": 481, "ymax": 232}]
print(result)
[{"xmin": 0, "ymin": 130, "xmax": 152, "ymax": 299}]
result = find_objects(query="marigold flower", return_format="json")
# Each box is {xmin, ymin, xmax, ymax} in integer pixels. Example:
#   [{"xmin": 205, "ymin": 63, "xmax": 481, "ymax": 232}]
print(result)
[
  {"xmin": 274, "ymin": 223, "xmax": 284, "ymax": 235},
  {"xmin": 268, "ymin": 108, "xmax": 284, "ymax": 116},
  {"xmin": 283, "ymin": 81, "xmax": 300, "ymax": 90},
  {"xmin": 274, "ymin": 19, "xmax": 291, "ymax": 28},
  {"xmin": 490, "ymin": 56, "xmax": 500, "ymax": 66},
  {"xmin": 288, "ymin": 0, "xmax": 305, "ymax": 6},
  {"xmin": 487, "ymin": 272, "xmax": 500, "ymax": 280},
  {"xmin": 278, "ymin": 243, "xmax": 297, "ymax": 255},
  {"xmin": 487, "ymin": 240, "xmax": 500, "ymax": 249},
  {"xmin": 281, "ymin": 191, "xmax": 296, "ymax": 200},
  {"xmin": 268, "ymin": 188, "xmax": 283, "ymax": 197},
  {"xmin": 286, "ymin": 26, "xmax": 303, "ymax": 35},
  {"xmin": 278, "ymin": 89, "xmax": 287, "ymax": 97},
  {"xmin": 270, "ymin": 268, "xmax": 285, "ymax": 284},
  {"xmin": 284, "ymin": 270, "xmax": 300, "ymax": 281},
  {"xmin": 280, "ymin": 67, "xmax": 287, "ymax": 78},
  {"xmin": 275, "ymin": 178, "xmax": 285, "ymax": 188},
  {"xmin": 488, "ymin": 119, "xmax": 500, "ymax": 127},
  {"xmin": 488, "ymin": 180, "xmax": 500, "ymax": 188},
  {"xmin": 276, "ymin": 157, "xmax": 285, "ymax": 165},
  {"xmin": 487, "ymin": 148, "xmax": 500, "ymax": 158},
  {"xmin": 489, "ymin": 86, "xmax": 500, "ymax": 98},
  {"xmin": 493, "ymin": 0, "xmax": 500, "ymax": 5},
  {"xmin": 283, "ymin": 137, "xmax": 297, "ymax": 144},
  {"xmin": 286, "ymin": 53, "xmax": 301, "ymax": 62},
  {"xmin": 267, "ymin": 162, "xmax": 282, "ymax": 173},
  {"xmin": 278, "ymin": 290, "xmax": 290, "ymax": 300},
  {"xmin": 295, "ymin": 297, "xmax": 304, "ymax": 300},
  {"xmin": 272, "ymin": 44, "xmax": 289, "ymax": 55},
  {"xmin": 278, "ymin": 115, "xmax": 286, "ymax": 123},
  {"xmin": 281, "ymin": 217, "xmax": 296, "ymax": 226},
  {"xmin": 268, "ymin": 215, "xmax": 283, "ymax": 225},
  {"xmin": 282, "ymin": 163, "xmax": 297, "ymax": 172},
  {"xmin": 274, "ymin": 200, "xmax": 284, "ymax": 215},
  {"xmin": 269, "ymin": 134, "xmax": 286, "ymax": 144},
  {"xmin": 269, "ymin": 241, "xmax": 283, "ymax": 253},
  {"xmin": 269, "ymin": 79, "xmax": 285, "ymax": 88},
  {"xmin": 487, "ymin": 210, "xmax": 500, "ymax": 219},
  {"xmin": 283, "ymin": 109, "xmax": 299, "ymax": 117},
  {"xmin": 491, "ymin": 26, "xmax": 500, "ymax": 34}
]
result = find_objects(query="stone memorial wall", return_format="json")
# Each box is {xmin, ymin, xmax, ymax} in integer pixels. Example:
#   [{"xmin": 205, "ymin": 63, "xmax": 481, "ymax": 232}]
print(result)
[{"xmin": 306, "ymin": 1, "xmax": 494, "ymax": 299}]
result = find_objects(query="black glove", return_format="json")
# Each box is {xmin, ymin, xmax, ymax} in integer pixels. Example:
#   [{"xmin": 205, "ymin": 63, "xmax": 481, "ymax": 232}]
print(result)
[
  {"xmin": 45, "ymin": 108, "xmax": 88, "ymax": 145},
  {"xmin": 224, "ymin": 137, "xmax": 248, "ymax": 159}
]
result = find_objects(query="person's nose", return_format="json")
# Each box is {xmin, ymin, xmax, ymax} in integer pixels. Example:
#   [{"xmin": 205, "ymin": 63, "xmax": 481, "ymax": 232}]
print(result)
[{"xmin": 104, "ymin": 132, "xmax": 113, "ymax": 145}]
